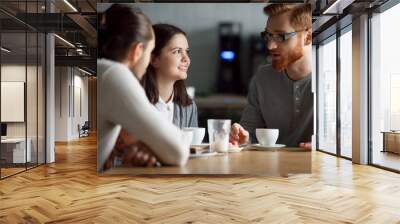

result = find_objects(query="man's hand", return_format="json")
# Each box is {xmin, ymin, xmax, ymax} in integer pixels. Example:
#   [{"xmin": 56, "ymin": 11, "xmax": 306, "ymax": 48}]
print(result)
[
  {"xmin": 229, "ymin": 123, "xmax": 249, "ymax": 147},
  {"xmin": 103, "ymin": 129, "xmax": 159, "ymax": 170},
  {"xmin": 299, "ymin": 142, "xmax": 312, "ymax": 150}
]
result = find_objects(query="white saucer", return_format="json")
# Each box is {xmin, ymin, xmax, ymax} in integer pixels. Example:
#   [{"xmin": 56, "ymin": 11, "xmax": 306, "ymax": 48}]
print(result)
[
  {"xmin": 190, "ymin": 143, "xmax": 209, "ymax": 148},
  {"xmin": 228, "ymin": 146, "xmax": 244, "ymax": 153},
  {"xmin": 250, "ymin": 144, "xmax": 286, "ymax": 150},
  {"xmin": 190, "ymin": 151, "xmax": 217, "ymax": 158}
]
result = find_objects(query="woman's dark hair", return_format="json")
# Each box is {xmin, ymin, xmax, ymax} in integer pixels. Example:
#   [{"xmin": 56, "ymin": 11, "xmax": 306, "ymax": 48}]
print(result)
[
  {"xmin": 98, "ymin": 4, "xmax": 153, "ymax": 62},
  {"xmin": 141, "ymin": 24, "xmax": 192, "ymax": 107}
]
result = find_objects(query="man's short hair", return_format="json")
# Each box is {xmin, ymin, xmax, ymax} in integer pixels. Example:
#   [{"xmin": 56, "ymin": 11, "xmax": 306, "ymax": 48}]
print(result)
[{"xmin": 263, "ymin": 4, "xmax": 311, "ymax": 30}]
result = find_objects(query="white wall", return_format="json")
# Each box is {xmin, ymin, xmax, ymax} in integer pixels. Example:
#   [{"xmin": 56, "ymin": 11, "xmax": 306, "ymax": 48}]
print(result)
[
  {"xmin": 1, "ymin": 64, "xmax": 46, "ymax": 163},
  {"xmin": 72, "ymin": 73, "xmax": 89, "ymax": 138},
  {"xmin": 55, "ymin": 67, "xmax": 89, "ymax": 141},
  {"xmin": 1, "ymin": 65, "xmax": 26, "ymax": 139},
  {"xmin": 1, "ymin": 65, "xmax": 40, "ymax": 137},
  {"xmin": 1, "ymin": 82, "xmax": 25, "ymax": 122}
]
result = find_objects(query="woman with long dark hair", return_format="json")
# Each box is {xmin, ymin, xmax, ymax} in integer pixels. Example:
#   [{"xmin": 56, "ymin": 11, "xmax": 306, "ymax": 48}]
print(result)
[
  {"xmin": 141, "ymin": 24, "xmax": 197, "ymax": 128},
  {"xmin": 97, "ymin": 4, "xmax": 190, "ymax": 172}
]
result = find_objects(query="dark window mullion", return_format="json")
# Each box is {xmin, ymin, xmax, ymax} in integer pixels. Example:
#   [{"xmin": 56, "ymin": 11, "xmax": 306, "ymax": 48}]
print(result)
[
  {"xmin": 36, "ymin": 0, "xmax": 39, "ymax": 167},
  {"xmin": 336, "ymin": 28, "xmax": 341, "ymax": 157},
  {"xmin": 44, "ymin": 0, "xmax": 48, "ymax": 165},
  {"xmin": 367, "ymin": 11, "xmax": 373, "ymax": 165},
  {"xmin": 316, "ymin": 44, "xmax": 320, "ymax": 151},
  {"xmin": 25, "ymin": 0, "xmax": 28, "ymax": 171}
]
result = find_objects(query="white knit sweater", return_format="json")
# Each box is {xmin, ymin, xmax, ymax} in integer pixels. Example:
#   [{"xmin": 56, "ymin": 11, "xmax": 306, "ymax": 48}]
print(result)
[{"xmin": 97, "ymin": 59, "xmax": 190, "ymax": 172}]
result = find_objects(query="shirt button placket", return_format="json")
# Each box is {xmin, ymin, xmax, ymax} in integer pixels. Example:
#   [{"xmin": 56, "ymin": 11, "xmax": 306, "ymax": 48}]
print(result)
[{"xmin": 294, "ymin": 84, "xmax": 301, "ymax": 116}]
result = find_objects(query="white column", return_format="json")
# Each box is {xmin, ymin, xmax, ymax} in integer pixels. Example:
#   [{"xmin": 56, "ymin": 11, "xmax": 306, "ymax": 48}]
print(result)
[
  {"xmin": 45, "ymin": 1, "xmax": 55, "ymax": 163},
  {"xmin": 352, "ymin": 14, "xmax": 369, "ymax": 164},
  {"xmin": 46, "ymin": 33, "xmax": 55, "ymax": 163}
]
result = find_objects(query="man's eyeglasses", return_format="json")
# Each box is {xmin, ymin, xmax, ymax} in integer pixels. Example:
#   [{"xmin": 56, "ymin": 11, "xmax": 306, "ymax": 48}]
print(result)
[{"xmin": 260, "ymin": 30, "xmax": 306, "ymax": 42}]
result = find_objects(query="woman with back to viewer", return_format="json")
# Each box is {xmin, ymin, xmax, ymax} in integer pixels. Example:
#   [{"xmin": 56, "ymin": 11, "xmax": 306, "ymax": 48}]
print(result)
[{"xmin": 97, "ymin": 4, "xmax": 191, "ymax": 172}]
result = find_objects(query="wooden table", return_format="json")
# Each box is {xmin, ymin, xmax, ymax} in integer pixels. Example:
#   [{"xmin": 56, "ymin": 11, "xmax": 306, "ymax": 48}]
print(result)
[{"xmin": 106, "ymin": 148, "xmax": 311, "ymax": 176}]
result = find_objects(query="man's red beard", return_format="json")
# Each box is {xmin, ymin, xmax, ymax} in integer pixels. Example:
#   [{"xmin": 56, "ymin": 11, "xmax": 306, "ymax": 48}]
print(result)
[{"xmin": 271, "ymin": 45, "xmax": 304, "ymax": 71}]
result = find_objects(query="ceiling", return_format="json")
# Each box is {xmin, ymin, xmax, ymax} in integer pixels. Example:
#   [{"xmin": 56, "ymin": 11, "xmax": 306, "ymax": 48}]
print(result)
[
  {"xmin": 0, "ymin": 0, "xmax": 96, "ymax": 74},
  {"xmin": 1, "ymin": 0, "xmax": 395, "ymax": 75}
]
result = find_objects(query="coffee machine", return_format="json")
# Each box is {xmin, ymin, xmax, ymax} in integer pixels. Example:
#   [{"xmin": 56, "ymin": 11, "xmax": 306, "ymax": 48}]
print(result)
[{"xmin": 216, "ymin": 22, "xmax": 242, "ymax": 94}]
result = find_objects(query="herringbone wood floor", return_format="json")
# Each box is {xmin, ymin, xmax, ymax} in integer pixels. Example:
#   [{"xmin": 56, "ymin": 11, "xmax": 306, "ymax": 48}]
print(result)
[{"xmin": 1, "ymin": 134, "xmax": 400, "ymax": 223}]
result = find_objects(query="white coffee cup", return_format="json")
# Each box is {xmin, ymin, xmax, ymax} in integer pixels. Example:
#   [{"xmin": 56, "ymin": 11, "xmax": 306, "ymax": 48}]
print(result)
[
  {"xmin": 256, "ymin": 128, "xmax": 279, "ymax": 146},
  {"xmin": 186, "ymin": 86, "xmax": 195, "ymax": 99},
  {"xmin": 183, "ymin": 127, "xmax": 205, "ymax": 145},
  {"xmin": 181, "ymin": 129, "xmax": 194, "ymax": 146}
]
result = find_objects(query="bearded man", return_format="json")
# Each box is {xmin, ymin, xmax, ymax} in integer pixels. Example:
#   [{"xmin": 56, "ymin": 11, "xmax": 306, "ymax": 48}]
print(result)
[{"xmin": 230, "ymin": 4, "xmax": 313, "ymax": 149}]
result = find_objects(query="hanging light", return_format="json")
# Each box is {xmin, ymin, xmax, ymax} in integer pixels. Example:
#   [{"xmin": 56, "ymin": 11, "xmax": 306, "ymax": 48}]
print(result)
[
  {"xmin": 54, "ymin": 34, "xmax": 75, "ymax": 48},
  {"xmin": 63, "ymin": 0, "xmax": 78, "ymax": 12},
  {"xmin": 1, "ymin": 47, "xmax": 11, "ymax": 53}
]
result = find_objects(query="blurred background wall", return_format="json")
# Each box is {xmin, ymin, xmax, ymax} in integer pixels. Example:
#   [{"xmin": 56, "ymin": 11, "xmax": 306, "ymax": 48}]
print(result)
[{"xmin": 98, "ymin": 3, "xmax": 268, "ymax": 96}]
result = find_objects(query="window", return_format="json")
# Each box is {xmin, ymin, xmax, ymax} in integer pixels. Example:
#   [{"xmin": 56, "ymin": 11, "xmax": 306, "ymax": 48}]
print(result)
[
  {"xmin": 370, "ymin": 2, "xmax": 400, "ymax": 171},
  {"xmin": 339, "ymin": 28, "xmax": 352, "ymax": 158},
  {"xmin": 0, "ymin": 1, "xmax": 47, "ymax": 179},
  {"xmin": 317, "ymin": 36, "xmax": 337, "ymax": 154}
]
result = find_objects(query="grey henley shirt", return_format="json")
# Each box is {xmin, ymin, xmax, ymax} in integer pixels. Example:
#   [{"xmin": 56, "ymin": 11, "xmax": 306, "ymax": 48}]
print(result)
[{"xmin": 240, "ymin": 64, "xmax": 313, "ymax": 147}]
